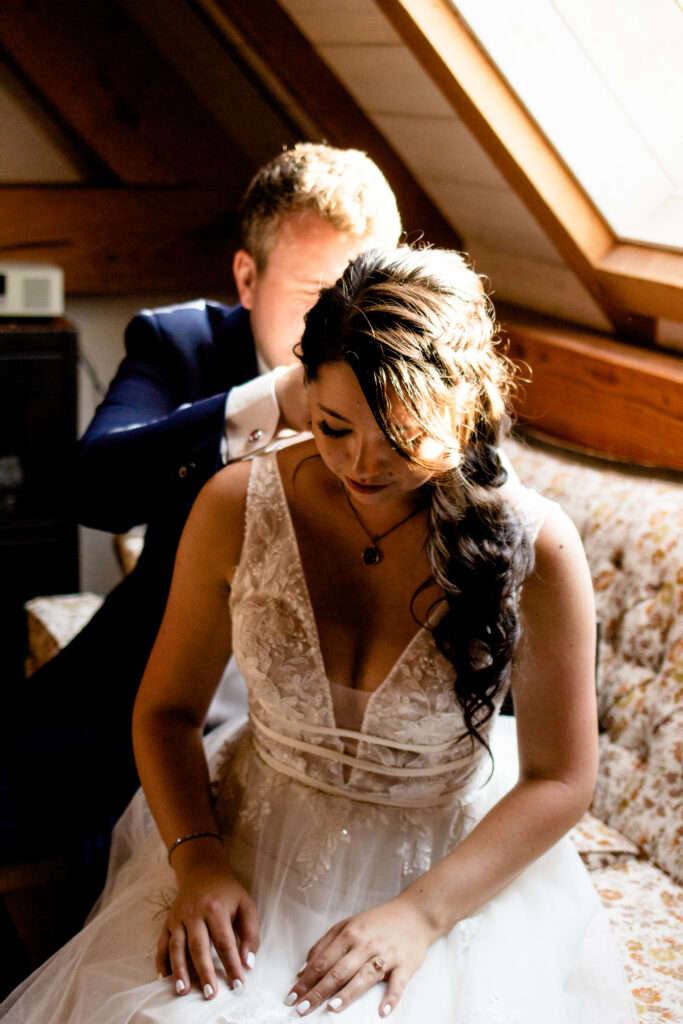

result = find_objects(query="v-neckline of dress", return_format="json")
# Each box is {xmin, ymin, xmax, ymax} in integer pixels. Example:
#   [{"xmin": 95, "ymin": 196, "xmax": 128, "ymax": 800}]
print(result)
[{"xmin": 270, "ymin": 451, "xmax": 428, "ymax": 736}]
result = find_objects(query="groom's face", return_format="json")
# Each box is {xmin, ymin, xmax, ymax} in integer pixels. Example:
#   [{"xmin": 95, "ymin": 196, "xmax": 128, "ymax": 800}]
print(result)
[{"xmin": 233, "ymin": 211, "xmax": 374, "ymax": 370}]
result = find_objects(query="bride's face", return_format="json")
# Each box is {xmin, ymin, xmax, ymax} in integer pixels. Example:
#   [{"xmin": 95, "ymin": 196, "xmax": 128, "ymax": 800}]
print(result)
[{"xmin": 308, "ymin": 360, "xmax": 443, "ymax": 508}]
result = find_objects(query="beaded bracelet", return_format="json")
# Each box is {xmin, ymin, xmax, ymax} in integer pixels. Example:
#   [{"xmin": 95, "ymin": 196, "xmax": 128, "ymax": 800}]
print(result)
[{"xmin": 167, "ymin": 831, "xmax": 223, "ymax": 865}]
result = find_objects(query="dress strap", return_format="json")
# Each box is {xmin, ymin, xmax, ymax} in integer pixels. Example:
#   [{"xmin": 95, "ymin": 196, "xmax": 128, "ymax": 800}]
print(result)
[
  {"xmin": 514, "ymin": 487, "xmax": 554, "ymax": 545},
  {"xmin": 251, "ymin": 707, "xmax": 471, "ymax": 778},
  {"xmin": 253, "ymin": 700, "xmax": 463, "ymax": 755},
  {"xmin": 252, "ymin": 744, "xmax": 477, "ymax": 809}
]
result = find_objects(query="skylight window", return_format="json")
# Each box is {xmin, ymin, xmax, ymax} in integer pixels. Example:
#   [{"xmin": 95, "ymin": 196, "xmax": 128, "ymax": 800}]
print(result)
[{"xmin": 451, "ymin": 0, "xmax": 683, "ymax": 252}]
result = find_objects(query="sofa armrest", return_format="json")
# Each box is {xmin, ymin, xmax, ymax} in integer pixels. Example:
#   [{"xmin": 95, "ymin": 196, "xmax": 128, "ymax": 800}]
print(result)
[{"xmin": 24, "ymin": 593, "xmax": 104, "ymax": 676}]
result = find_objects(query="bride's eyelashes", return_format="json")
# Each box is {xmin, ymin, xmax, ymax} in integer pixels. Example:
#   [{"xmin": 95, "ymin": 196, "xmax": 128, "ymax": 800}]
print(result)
[{"xmin": 317, "ymin": 419, "xmax": 351, "ymax": 439}]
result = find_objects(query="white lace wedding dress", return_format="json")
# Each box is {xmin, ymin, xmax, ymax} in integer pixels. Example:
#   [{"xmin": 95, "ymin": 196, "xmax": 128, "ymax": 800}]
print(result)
[{"xmin": 0, "ymin": 452, "xmax": 637, "ymax": 1024}]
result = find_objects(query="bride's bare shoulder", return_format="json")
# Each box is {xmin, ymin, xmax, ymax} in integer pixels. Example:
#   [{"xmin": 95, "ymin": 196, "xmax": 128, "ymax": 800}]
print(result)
[
  {"xmin": 202, "ymin": 456, "xmax": 253, "ymax": 508},
  {"xmin": 184, "ymin": 459, "xmax": 253, "ymax": 560},
  {"xmin": 276, "ymin": 436, "xmax": 320, "ymax": 486},
  {"xmin": 199, "ymin": 437, "xmax": 321, "ymax": 517}
]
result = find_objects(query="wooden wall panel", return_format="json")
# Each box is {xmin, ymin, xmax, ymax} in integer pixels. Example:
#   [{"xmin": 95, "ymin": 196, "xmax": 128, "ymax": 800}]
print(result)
[
  {"xmin": 0, "ymin": 187, "xmax": 240, "ymax": 294},
  {"xmin": 503, "ymin": 311, "xmax": 683, "ymax": 471}
]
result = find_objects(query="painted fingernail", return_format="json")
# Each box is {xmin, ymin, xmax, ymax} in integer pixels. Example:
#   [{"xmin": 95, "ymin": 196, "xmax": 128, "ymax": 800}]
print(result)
[
  {"xmin": 175, "ymin": 979, "xmax": 185, "ymax": 994},
  {"xmin": 204, "ymin": 984, "xmax": 213, "ymax": 999},
  {"xmin": 232, "ymin": 979, "xmax": 243, "ymax": 993},
  {"xmin": 328, "ymin": 996, "xmax": 343, "ymax": 1010},
  {"xmin": 296, "ymin": 1000, "xmax": 311, "ymax": 1015},
  {"xmin": 284, "ymin": 992, "xmax": 297, "ymax": 1006},
  {"xmin": 381, "ymin": 1004, "xmax": 392, "ymax": 1017},
  {"xmin": 245, "ymin": 951, "xmax": 256, "ymax": 969}
]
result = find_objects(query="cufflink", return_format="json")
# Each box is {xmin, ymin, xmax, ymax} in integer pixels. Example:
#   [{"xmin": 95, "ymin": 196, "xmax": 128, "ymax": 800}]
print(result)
[{"xmin": 248, "ymin": 429, "xmax": 263, "ymax": 444}]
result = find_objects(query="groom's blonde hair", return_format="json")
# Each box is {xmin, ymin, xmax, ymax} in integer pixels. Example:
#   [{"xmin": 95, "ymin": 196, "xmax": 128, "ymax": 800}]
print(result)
[{"xmin": 239, "ymin": 143, "xmax": 402, "ymax": 270}]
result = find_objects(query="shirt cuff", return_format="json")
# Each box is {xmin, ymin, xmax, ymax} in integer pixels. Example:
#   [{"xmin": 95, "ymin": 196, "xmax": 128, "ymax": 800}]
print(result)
[{"xmin": 223, "ymin": 368, "xmax": 287, "ymax": 463}]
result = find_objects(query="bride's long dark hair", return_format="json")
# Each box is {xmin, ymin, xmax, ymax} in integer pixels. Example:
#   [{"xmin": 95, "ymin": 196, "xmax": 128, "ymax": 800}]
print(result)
[{"xmin": 298, "ymin": 246, "xmax": 534, "ymax": 749}]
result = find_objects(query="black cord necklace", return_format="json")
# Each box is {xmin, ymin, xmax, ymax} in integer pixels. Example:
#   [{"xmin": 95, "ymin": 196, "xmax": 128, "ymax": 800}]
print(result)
[{"xmin": 342, "ymin": 487, "xmax": 424, "ymax": 565}]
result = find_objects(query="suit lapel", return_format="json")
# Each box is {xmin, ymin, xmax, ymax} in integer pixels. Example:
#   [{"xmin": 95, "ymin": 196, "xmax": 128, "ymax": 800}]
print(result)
[{"xmin": 212, "ymin": 304, "xmax": 258, "ymax": 389}]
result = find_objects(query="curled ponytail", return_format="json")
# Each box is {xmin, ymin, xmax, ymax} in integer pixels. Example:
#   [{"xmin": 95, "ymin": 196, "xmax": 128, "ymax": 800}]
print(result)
[{"xmin": 426, "ymin": 445, "xmax": 534, "ymax": 748}]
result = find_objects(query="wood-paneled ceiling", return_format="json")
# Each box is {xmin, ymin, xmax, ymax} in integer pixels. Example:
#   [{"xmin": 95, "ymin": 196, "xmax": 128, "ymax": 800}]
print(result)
[{"xmin": 0, "ymin": 0, "xmax": 459, "ymax": 295}]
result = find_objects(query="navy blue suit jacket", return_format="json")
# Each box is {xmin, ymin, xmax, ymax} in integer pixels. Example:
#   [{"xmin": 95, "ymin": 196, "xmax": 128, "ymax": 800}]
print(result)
[
  {"xmin": 4, "ymin": 300, "xmax": 258, "ymax": 839},
  {"xmin": 77, "ymin": 299, "xmax": 257, "ymax": 534},
  {"xmin": 72, "ymin": 299, "xmax": 257, "ymax": 672}
]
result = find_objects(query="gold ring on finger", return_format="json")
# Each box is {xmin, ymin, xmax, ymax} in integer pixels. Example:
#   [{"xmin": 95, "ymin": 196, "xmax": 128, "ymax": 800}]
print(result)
[{"xmin": 371, "ymin": 956, "xmax": 386, "ymax": 976}]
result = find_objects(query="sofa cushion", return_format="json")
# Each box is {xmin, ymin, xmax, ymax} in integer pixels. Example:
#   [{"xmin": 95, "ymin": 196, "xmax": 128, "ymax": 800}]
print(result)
[
  {"xmin": 590, "ymin": 858, "xmax": 683, "ymax": 1024},
  {"xmin": 24, "ymin": 593, "xmax": 104, "ymax": 676},
  {"xmin": 504, "ymin": 436, "xmax": 683, "ymax": 885},
  {"xmin": 570, "ymin": 811, "xmax": 640, "ymax": 871}
]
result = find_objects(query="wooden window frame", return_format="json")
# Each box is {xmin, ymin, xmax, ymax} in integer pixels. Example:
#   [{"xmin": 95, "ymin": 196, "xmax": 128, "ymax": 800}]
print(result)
[{"xmin": 376, "ymin": 0, "xmax": 683, "ymax": 338}]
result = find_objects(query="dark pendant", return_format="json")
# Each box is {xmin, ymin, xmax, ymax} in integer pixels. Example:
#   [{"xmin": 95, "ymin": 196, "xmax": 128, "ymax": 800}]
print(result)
[{"xmin": 363, "ymin": 545, "xmax": 382, "ymax": 565}]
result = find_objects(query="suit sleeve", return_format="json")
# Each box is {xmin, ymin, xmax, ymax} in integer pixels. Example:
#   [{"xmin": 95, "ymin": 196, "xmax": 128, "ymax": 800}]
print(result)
[{"xmin": 74, "ymin": 310, "xmax": 229, "ymax": 533}]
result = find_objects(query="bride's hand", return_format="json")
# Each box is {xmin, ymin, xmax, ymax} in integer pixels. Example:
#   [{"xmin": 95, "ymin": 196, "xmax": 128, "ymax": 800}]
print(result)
[
  {"xmin": 285, "ymin": 895, "xmax": 436, "ymax": 1016},
  {"xmin": 157, "ymin": 843, "xmax": 259, "ymax": 1000}
]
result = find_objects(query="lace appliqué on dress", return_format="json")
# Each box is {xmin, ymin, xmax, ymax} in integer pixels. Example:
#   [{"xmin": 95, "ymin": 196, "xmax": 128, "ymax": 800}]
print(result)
[
  {"xmin": 395, "ymin": 805, "xmax": 460, "ymax": 877},
  {"xmin": 294, "ymin": 790, "xmax": 374, "ymax": 891},
  {"xmin": 217, "ymin": 990, "xmax": 297, "ymax": 1023},
  {"xmin": 461, "ymin": 997, "xmax": 521, "ymax": 1023},
  {"xmin": 513, "ymin": 487, "xmax": 552, "ymax": 546},
  {"xmin": 454, "ymin": 912, "xmax": 482, "ymax": 952}
]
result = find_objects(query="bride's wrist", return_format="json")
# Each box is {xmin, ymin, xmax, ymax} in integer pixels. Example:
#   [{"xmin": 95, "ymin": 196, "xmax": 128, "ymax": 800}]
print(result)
[
  {"xmin": 167, "ymin": 830, "xmax": 223, "ymax": 865},
  {"xmin": 167, "ymin": 833, "xmax": 230, "ymax": 878},
  {"xmin": 396, "ymin": 884, "xmax": 455, "ymax": 941}
]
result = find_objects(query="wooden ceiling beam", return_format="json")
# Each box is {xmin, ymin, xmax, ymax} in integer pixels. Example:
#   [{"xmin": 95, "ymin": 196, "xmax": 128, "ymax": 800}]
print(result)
[
  {"xmin": 0, "ymin": 0, "xmax": 253, "ymax": 191},
  {"xmin": 0, "ymin": 186, "xmax": 240, "ymax": 294},
  {"xmin": 598, "ymin": 243, "xmax": 683, "ymax": 323},
  {"xmin": 501, "ymin": 307, "xmax": 683, "ymax": 471},
  {"xmin": 201, "ymin": 0, "xmax": 462, "ymax": 249}
]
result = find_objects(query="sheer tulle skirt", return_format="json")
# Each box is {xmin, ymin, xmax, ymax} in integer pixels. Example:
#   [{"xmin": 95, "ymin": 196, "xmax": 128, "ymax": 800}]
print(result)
[{"xmin": 0, "ymin": 717, "xmax": 636, "ymax": 1024}]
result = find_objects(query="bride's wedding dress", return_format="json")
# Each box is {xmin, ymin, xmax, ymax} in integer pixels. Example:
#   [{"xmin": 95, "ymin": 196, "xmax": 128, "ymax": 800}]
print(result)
[{"xmin": 0, "ymin": 451, "xmax": 636, "ymax": 1023}]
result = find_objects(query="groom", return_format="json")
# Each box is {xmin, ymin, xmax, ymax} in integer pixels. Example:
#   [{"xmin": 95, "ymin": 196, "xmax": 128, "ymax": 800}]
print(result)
[
  {"xmin": 70, "ymin": 142, "xmax": 401, "ymax": 749},
  {"xmin": 0, "ymin": 143, "xmax": 402, "ymax": 968}
]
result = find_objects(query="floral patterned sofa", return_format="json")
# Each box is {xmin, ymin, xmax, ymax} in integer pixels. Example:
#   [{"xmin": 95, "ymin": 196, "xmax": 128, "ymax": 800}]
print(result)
[{"xmin": 503, "ymin": 435, "xmax": 683, "ymax": 1024}]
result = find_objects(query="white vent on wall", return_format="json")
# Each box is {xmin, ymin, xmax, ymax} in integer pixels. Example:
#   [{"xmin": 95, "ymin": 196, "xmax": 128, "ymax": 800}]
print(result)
[{"xmin": 23, "ymin": 276, "xmax": 52, "ymax": 310}]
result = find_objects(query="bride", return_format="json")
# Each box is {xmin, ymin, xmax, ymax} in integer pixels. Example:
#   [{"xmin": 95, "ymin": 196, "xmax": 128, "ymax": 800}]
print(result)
[{"xmin": 0, "ymin": 246, "xmax": 635, "ymax": 1023}]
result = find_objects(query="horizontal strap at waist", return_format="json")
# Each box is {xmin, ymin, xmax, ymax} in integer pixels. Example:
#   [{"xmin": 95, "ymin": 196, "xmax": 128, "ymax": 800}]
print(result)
[
  {"xmin": 252, "ymin": 701, "xmax": 467, "ymax": 755},
  {"xmin": 251, "ymin": 711, "xmax": 470, "ymax": 779},
  {"xmin": 253, "ymin": 743, "xmax": 475, "ymax": 809}
]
